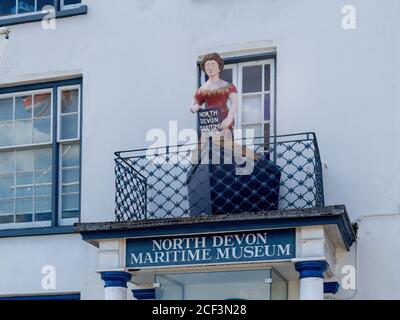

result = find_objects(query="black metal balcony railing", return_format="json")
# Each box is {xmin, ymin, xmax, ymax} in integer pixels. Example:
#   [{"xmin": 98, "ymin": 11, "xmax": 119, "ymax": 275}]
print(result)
[{"xmin": 114, "ymin": 132, "xmax": 325, "ymax": 222}]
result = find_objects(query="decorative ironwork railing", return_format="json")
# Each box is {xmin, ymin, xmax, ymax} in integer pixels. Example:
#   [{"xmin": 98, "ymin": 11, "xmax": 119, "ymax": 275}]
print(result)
[{"xmin": 115, "ymin": 132, "xmax": 325, "ymax": 221}]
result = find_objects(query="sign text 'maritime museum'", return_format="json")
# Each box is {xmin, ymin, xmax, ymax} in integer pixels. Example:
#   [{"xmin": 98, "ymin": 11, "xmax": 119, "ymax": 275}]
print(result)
[{"xmin": 126, "ymin": 229, "xmax": 295, "ymax": 269}]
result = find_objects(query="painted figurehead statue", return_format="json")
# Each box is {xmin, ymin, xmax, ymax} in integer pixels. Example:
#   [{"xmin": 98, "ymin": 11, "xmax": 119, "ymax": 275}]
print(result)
[{"xmin": 191, "ymin": 53, "xmax": 238, "ymax": 137}]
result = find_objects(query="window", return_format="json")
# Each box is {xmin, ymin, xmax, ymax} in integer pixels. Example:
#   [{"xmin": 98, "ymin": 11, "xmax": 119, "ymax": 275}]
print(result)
[
  {"xmin": 198, "ymin": 54, "xmax": 276, "ymax": 144},
  {"xmin": 0, "ymin": 0, "xmax": 83, "ymax": 17},
  {"xmin": 61, "ymin": 0, "xmax": 81, "ymax": 10},
  {"xmin": 0, "ymin": 78, "xmax": 81, "ymax": 231}
]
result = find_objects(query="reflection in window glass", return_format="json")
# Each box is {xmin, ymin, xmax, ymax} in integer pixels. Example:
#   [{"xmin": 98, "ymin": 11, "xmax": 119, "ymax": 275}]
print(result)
[
  {"xmin": 264, "ymin": 94, "xmax": 271, "ymax": 121},
  {"xmin": 15, "ymin": 96, "xmax": 32, "ymax": 120},
  {"xmin": 60, "ymin": 88, "xmax": 79, "ymax": 141},
  {"xmin": 34, "ymin": 118, "xmax": 51, "ymax": 143},
  {"xmin": 0, "ymin": 123, "xmax": 13, "ymax": 147},
  {"xmin": 64, "ymin": 0, "xmax": 81, "ymax": 6},
  {"xmin": 34, "ymin": 93, "xmax": 51, "ymax": 117},
  {"xmin": 0, "ymin": 98, "xmax": 13, "ymax": 122},
  {"xmin": 61, "ymin": 90, "xmax": 79, "ymax": 113},
  {"xmin": 220, "ymin": 69, "xmax": 233, "ymax": 84},
  {"xmin": 242, "ymin": 124, "xmax": 262, "ymax": 139},
  {"xmin": 242, "ymin": 95, "xmax": 262, "ymax": 124},
  {"xmin": 60, "ymin": 144, "xmax": 80, "ymax": 220},
  {"xmin": 37, "ymin": 0, "xmax": 55, "ymax": 11},
  {"xmin": 0, "ymin": 0, "xmax": 15, "ymax": 17},
  {"xmin": 61, "ymin": 114, "xmax": 78, "ymax": 140},
  {"xmin": 242, "ymin": 65, "xmax": 262, "ymax": 93},
  {"xmin": 0, "ymin": 83, "xmax": 81, "ymax": 229},
  {"xmin": 15, "ymin": 120, "xmax": 33, "ymax": 145},
  {"xmin": 17, "ymin": 0, "xmax": 35, "ymax": 14},
  {"xmin": 0, "ymin": 147, "xmax": 53, "ymax": 225}
]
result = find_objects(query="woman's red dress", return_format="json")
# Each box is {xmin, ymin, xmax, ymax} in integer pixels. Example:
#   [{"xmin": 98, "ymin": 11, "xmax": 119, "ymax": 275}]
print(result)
[{"xmin": 194, "ymin": 83, "xmax": 237, "ymax": 129}]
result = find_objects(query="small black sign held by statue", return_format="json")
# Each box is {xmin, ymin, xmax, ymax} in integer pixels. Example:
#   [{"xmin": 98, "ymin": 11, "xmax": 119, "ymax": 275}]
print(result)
[{"xmin": 198, "ymin": 107, "xmax": 222, "ymax": 136}]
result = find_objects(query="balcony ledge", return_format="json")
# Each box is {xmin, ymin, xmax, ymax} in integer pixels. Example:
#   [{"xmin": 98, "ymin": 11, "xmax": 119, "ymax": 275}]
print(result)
[{"xmin": 76, "ymin": 205, "xmax": 356, "ymax": 250}]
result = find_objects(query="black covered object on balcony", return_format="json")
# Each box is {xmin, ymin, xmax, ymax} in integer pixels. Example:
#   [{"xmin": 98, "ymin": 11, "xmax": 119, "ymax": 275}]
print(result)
[{"xmin": 186, "ymin": 140, "xmax": 282, "ymax": 216}]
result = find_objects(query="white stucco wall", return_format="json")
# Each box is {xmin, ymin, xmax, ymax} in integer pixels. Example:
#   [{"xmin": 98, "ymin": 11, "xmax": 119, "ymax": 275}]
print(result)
[{"xmin": 0, "ymin": 0, "xmax": 399, "ymax": 299}]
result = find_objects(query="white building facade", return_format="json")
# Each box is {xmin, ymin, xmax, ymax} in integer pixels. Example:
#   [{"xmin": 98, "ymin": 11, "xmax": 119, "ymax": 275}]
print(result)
[{"xmin": 0, "ymin": 0, "xmax": 399, "ymax": 300}]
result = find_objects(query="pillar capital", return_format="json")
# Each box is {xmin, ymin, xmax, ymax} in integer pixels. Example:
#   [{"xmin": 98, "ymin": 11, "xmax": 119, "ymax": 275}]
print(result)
[
  {"xmin": 295, "ymin": 260, "xmax": 328, "ymax": 279},
  {"xmin": 101, "ymin": 271, "xmax": 132, "ymax": 288}
]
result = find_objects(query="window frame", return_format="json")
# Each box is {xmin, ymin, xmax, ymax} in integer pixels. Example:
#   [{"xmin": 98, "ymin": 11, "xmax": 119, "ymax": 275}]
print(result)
[
  {"xmin": 0, "ymin": 0, "xmax": 87, "ymax": 28},
  {"xmin": 0, "ymin": 1, "xmax": 58, "ymax": 18},
  {"xmin": 0, "ymin": 88, "xmax": 54, "ymax": 149},
  {"xmin": 237, "ymin": 58, "xmax": 276, "ymax": 139},
  {"xmin": 0, "ymin": 77, "xmax": 82, "ymax": 237},
  {"xmin": 60, "ymin": 0, "xmax": 82, "ymax": 10},
  {"xmin": 197, "ymin": 52, "xmax": 277, "ymax": 139}
]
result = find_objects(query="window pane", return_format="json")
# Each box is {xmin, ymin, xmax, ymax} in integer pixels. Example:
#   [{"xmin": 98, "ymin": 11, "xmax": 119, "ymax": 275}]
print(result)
[
  {"xmin": 0, "ymin": 0, "xmax": 15, "ymax": 17},
  {"xmin": 35, "ymin": 196, "xmax": 51, "ymax": 213},
  {"xmin": 62, "ymin": 144, "xmax": 79, "ymax": 167},
  {"xmin": 242, "ymin": 95, "xmax": 262, "ymax": 124},
  {"xmin": 15, "ymin": 96, "xmax": 32, "ymax": 120},
  {"xmin": 35, "ymin": 148, "xmax": 52, "ymax": 184},
  {"xmin": 0, "ymin": 152, "xmax": 14, "ymax": 174},
  {"xmin": 265, "ymin": 64, "xmax": 271, "ymax": 92},
  {"xmin": 33, "ymin": 118, "xmax": 51, "ymax": 143},
  {"xmin": 33, "ymin": 93, "xmax": 51, "ymax": 117},
  {"xmin": 35, "ymin": 170, "xmax": 52, "ymax": 184},
  {"xmin": 37, "ymin": 0, "xmax": 55, "ymax": 11},
  {"xmin": 35, "ymin": 212, "xmax": 51, "ymax": 221},
  {"xmin": 220, "ymin": 69, "xmax": 233, "ymax": 84},
  {"xmin": 35, "ymin": 148, "xmax": 52, "ymax": 170},
  {"xmin": 16, "ymin": 214, "xmax": 33, "ymax": 223},
  {"xmin": 61, "ymin": 114, "xmax": 78, "ymax": 140},
  {"xmin": 16, "ymin": 185, "xmax": 33, "ymax": 197},
  {"xmin": 264, "ymin": 94, "xmax": 271, "ymax": 121},
  {"xmin": 61, "ymin": 143, "xmax": 80, "ymax": 220},
  {"xmin": 264, "ymin": 123, "xmax": 271, "ymax": 142},
  {"xmin": 242, "ymin": 65, "xmax": 262, "ymax": 93},
  {"xmin": 61, "ymin": 89, "xmax": 79, "ymax": 114},
  {"xmin": 0, "ymin": 174, "xmax": 14, "ymax": 199},
  {"xmin": 16, "ymin": 172, "xmax": 33, "ymax": 185},
  {"xmin": 0, "ymin": 98, "xmax": 13, "ymax": 122},
  {"xmin": 16, "ymin": 149, "xmax": 34, "ymax": 172},
  {"xmin": 0, "ymin": 215, "xmax": 14, "ymax": 224},
  {"xmin": 35, "ymin": 185, "xmax": 51, "ymax": 196},
  {"xmin": 16, "ymin": 197, "xmax": 33, "ymax": 213},
  {"xmin": 15, "ymin": 120, "xmax": 33, "ymax": 145},
  {"xmin": 0, "ymin": 199, "xmax": 14, "ymax": 214},
  {"xmin": 62, "ymin": 167, "xmax": 79, "ymax": 184},
  {"xmin": 62, "ymin": 194, "xmax": 79, "ymax": 219},
  {"xmin": 62, "ymin": 184, "xmax": 79, "ymax": 194},
  {"xmin": 61, "ymin": 193, "xmax": 79, "ymax": 210},
  {"xmin": 242, "ymin": 124, "xmax": 263, "ymax": 139},
  {"xmin": 0, "ymin": 122, "xmax": 13, "ymax": 147},
  {"xmin": 64, "ymin": 0, "xmax": 81, "ymax": 5},
  {"xmin": 17, "ymin": 0, "xmax": 35, "ymax": 14}
]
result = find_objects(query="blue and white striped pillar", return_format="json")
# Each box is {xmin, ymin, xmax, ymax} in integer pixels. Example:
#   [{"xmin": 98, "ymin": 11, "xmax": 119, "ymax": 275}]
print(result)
[
  {"xmin": 101, "ymin": 271, "xmax": 132, "ymax": 300},
  {"xmin": 295, "ymin": 260, "xmax": 328, "ymax": 300}
]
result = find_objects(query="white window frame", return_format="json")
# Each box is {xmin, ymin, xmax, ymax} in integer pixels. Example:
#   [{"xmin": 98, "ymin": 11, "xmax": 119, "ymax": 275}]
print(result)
[
  {"xmin": 0, "ymin": 88, "xmax": 54, "ymax": 230},
  {"xmin": 57, "ymin": 84, "xmax": 80, "ymax": 226},
  {"xmin": 238, "ymin": 59, "xmax": 276, "ymax": 138},
  {"xmin": 0, "ymin": 88, "xmax": 53, "ymax": 150},
  {"xmin": 57, "ymin": 84, "xmax": 81, "ymax": 143},
  {"xmin": 58, "ymin": 142, "xmax": 80, "ymax": 226}
]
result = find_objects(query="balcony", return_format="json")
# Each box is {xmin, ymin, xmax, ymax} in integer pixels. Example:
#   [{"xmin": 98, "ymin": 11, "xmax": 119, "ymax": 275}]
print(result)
[{"xmin": 114, "ymin": 132, "xmax": 325, "ymax": 222}]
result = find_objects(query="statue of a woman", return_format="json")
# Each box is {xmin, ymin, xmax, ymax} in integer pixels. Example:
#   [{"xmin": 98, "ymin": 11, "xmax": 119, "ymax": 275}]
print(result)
[{"xmin": 191, "ymin": 53, "xmax": 238, "ymax": 136}]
